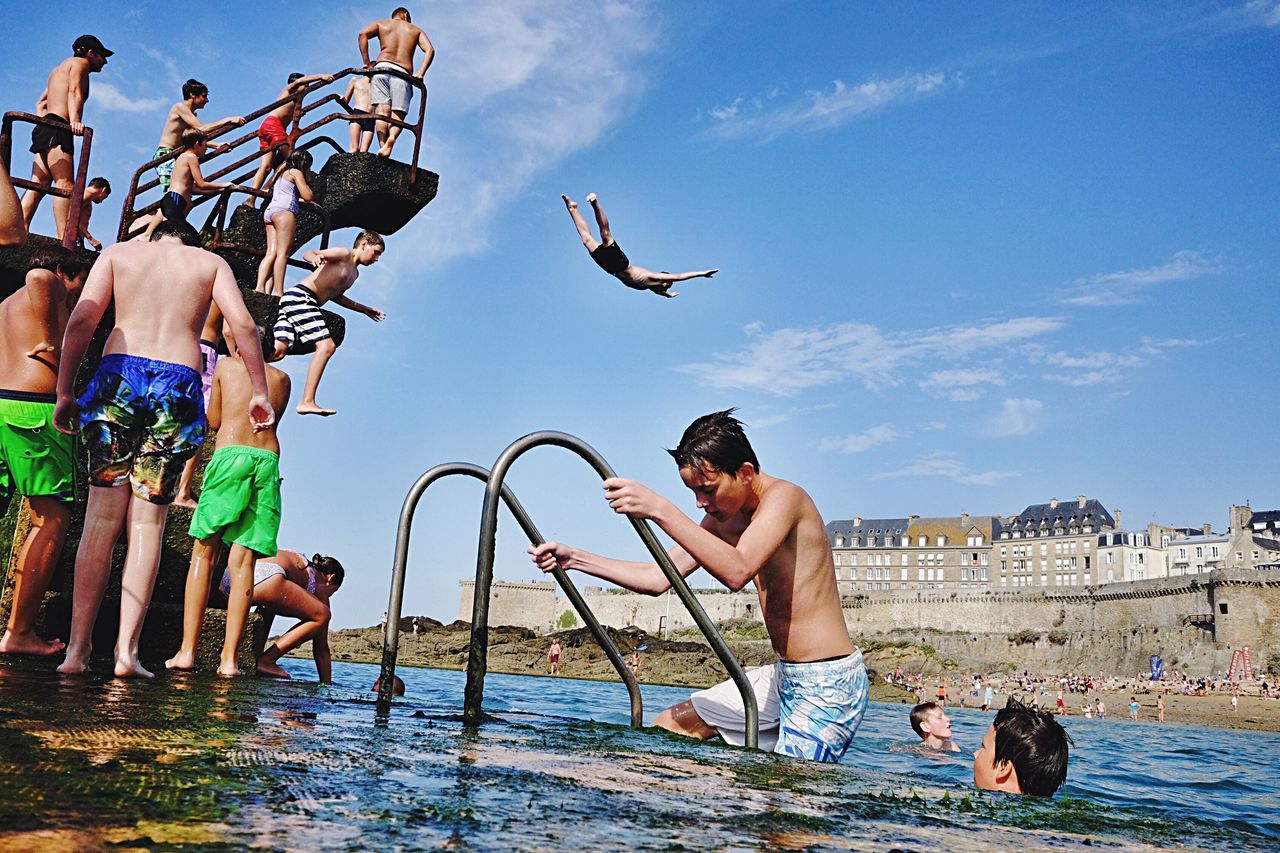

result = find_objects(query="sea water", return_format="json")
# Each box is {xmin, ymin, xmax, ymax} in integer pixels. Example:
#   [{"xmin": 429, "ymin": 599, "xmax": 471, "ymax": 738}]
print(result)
[{"xmin": 0, "ymin": 657, "xmax": 1275, "ymax": 851}]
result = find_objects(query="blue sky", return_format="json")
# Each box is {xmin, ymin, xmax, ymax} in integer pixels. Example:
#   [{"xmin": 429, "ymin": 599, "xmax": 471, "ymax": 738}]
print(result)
[{"xmin": 7, "ymin": 2, "xmax": 1278, "ymax": 627}]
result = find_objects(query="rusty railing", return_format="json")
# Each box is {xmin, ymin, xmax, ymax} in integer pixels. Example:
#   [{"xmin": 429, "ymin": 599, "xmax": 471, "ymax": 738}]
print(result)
[{"xmin": 0, "ymin": 112, "xmax": 94, "ymax": 249}]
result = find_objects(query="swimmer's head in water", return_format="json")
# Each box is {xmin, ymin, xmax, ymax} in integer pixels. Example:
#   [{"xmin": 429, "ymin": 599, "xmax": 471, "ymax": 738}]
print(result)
[
  {"xmin": 910, "ymin": 701, "xmax": 952, "ymax": 742},
  {"xmin": 974, "ymin": 698, "xmax": 1071, "ymax": 796},
  {"xmin": 667, "ymin": 409, "xmax": 760, "ymax": 477},
  {"xmin": 374, "ymin": 675, "xmax": 406, "ymax": 696},
  {"xmin": 313, "ymin": 554, "xmax": 345, "ymax": 592},
  {"xmin": 151, "ymin": 219, "xmax": 201, "ymax": 247}
]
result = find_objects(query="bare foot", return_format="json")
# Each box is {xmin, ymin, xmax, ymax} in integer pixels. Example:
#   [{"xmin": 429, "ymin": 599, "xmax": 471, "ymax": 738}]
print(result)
[
  {"xmin": 172, "ymin": 494, "xmax": 198, "ymax": 509},
  {"xmin": 114, "ymin": 657, "xmax": 155, "ymax": 679},
  {"xmin": 586, "ymin": 193, "xmax": 598, "ymax": 204},
  {"xmin": 57, "ymin": 650, "xmax": 89, "ymax": 674},
  {"xmin": 0, "ymin": 630, "xmax": 66, "ymax": 656},
  {"xmin": 561, "ymin": 194, "xmax": 577, "ymax": 211},
  {"xmin": 257, "ymin": 660, "xmax": 292, "ymax": 679},
  {"xmin": 240, "ymin": 198, "xmax": 255, "ymax": 208},
  {"xmin": 296, "ymin": 402, "xmax": 337, "ymax": 416},
  {"xmin": 217, "ymin": 660, "xmax": 242, "ymax": 678},
  {"xmin": 377, "ymin": 144, "xmax": 392, "ymax": 158},
  {"xmin": 165, "ymin": 649, "xmax": 197, "ymax": 671}
]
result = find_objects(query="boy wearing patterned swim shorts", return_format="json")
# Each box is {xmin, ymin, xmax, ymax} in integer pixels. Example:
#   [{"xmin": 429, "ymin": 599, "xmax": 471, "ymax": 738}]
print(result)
[
  {"xmin": 0, "ymin": 247, "xmax": 89, "ymax": 657},
  {"xmin": 167, "ymin": 338, "xmax": 291, "ymax": 676},
  {"xmin": 53, "ymin": 219, "xmax": 273, "ymax": 678},
  {"xmin": 530, "ymin": 410, "xmax": 868, "ymax": 763}
]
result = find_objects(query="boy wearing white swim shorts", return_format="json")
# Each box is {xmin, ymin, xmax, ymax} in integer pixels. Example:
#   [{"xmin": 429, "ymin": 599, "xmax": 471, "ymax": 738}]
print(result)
[{"xmin": 530, "ymin": 410, "xmax": 867, "ymax": 763}]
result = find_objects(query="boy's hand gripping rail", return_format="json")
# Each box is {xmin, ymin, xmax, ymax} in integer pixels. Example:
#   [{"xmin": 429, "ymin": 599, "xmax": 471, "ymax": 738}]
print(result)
[
  {"xmin": 464, "ymin": 431, "xmax": 759, "ymax": 748},
  {"xmin": 378, "ymin": 462, "xmax": 642, "ymax": 726}
]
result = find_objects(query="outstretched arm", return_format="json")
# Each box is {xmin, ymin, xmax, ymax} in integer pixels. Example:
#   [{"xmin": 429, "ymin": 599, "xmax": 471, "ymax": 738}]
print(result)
[
  {"xmin": 54, "ymin": 250, "xmax": 115, "ymax": 433},
  {"xmin": 600, "ymin": 477, "xmax": 800, "ymax": 591},
  {"xmin": 331, "ymin": 294, "xmax": 384, "ymax": 322},
  {"xmin": 287, "ymin": 73, "xmax": 334, "ymax": 94},
  {"xmin": 211, "ymin": 257, "xmax": 274, "ymax": 431},
  {"xmin": 302, "ymin": 247, "xmax": 352, "ymax": 266},
  {"xmin": 528, "ymin": 540, "xmax": 699, "ymax": 596}
]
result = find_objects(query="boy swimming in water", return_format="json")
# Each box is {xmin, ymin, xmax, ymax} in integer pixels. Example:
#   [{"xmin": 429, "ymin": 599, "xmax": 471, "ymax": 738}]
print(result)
[
  {"xmin": 562, "ymin": 193, "xmax": 717, "ymax": 298},
  {"xmin": 167, "ymin": 333, "xmax": 290, "ymax": 676},
  {"xmin": 530, "ymin": 410, "xmax": 866, "ymax": 763},
  {"xmin": 973, "ymin": 699, "xmax": 1071, "ymax": 796},
  {"xmin": 270, "ymin": 230, "xmax": 385, "ymax": 416},
  {"xmin": 911, "ymin": 701, "xmax": 960, "ymax": 752}
]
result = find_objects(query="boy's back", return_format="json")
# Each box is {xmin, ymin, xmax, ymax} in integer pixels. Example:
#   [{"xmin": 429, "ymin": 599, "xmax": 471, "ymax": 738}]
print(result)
[
  {"xmin": 0, "ymin": 270, "xmax": 72, "ymax": 393},
  {"xmin": 212, "ymin": 355, "xmax": 290, "ymax": 453},
  {"xmin": 96, "ymin": 241, "xmax": 226, "ymax": 369}
]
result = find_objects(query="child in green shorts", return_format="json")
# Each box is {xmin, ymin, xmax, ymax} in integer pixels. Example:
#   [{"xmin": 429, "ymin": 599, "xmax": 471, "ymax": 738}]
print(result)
[
  {"xmin": 0, "ymin": 247, "xmax": 88, "ymax": 656},
  {"xmin": 166, "ymin": 335, "xmax": 291, "ymax": 676}
]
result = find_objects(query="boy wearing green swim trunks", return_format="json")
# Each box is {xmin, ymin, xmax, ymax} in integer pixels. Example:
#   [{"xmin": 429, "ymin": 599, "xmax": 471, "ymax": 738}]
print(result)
[
  {"xmin": 0, "ymin": 247, "xmax": 89, "ymax": 656},
  {"xmin": 167, "ymin": 339, "xmax": 291, "ymax": 676}
]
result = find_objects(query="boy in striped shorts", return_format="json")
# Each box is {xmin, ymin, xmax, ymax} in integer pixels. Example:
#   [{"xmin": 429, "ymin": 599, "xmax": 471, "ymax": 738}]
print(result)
[{"xmin": 270, "ymin": 230, "xmax": 385, "ymax": 416}]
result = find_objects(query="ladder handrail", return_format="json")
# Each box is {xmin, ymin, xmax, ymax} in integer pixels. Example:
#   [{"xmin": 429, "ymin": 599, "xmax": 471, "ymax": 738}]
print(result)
[
  {"xmin": 464, "ymin": 431, "xmax": 759, "ymax": 748},
  {"xmin": 116, "ymin": 64, "xmax": 428, "ymax": 242},
  {"xmin": 377, "ymin": 462, "xmax": 642, "ymax": 727},
  {"xmin": 1, "ymin": 112, "xmax": 95, "ymax": 249}
]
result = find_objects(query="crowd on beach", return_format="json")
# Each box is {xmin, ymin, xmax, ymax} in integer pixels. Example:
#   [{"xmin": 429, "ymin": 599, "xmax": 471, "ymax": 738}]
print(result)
[{"xmin": 0, "ymin": 11, "xmax": 433, "ymax": 685}]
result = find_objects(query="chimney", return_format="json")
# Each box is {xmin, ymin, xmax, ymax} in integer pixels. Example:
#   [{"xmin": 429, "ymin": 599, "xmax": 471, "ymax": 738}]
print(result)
[
  {"xmin": 908, "ymin": 514, "xmax": 920, "ymax": 523},
  {"xmin": 1077, "ymin": 495, "xmax": 1087, "ymax": 508},
  {"xmin": 1202, "ymin": 523, "xmax": 1213, "ymax": 535},
  {"xmin": 1049, "ymin": 497, "xmax": 1059, "ymax": 509},
  {"xmin": 1229, "ymin": 505, "xmax": 1251, "ymax": 532},
  {"xmin": 960, "ymin": 512, "xmax": 969, "ymax": 525},
  {"xmin": 1114, "ymin": 509, "xmax": 1123, "ymax": 530},
  {"xmin": 853, "ymin": 516, "xmax": 862, "ymax": 526}
]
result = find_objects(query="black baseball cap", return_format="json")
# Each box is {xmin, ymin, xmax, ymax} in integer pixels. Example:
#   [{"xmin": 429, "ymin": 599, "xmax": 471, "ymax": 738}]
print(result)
[{"xmin": 72, "ymin": 35, "xmax": 114, "ymax": 58}]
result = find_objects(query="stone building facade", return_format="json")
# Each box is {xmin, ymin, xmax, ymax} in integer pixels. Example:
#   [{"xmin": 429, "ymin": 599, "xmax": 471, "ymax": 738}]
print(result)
[
  {"xmin": 997, "ymin": 496, "xmax": 1115, "ymax": 589},
  {"xmin": 825, "ymin": 514, "xmax": 999, "ymax": 594}
]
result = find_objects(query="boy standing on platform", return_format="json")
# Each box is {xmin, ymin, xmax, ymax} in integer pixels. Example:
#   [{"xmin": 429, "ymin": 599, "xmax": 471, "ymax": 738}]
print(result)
[
  {"xmin": 53, "ymin": 220, "xmax": 273, "ymax": 678},
  {"xmin": 270, "ymin": 230, "xmax": 385, "ymax": 417},
  {"xmin": 167, "ymin": 336, "xmax": 291, "ymax": 676},
  {"xmin": 0, "ymin": 247, "xmax": 89, "ymax": 656}
]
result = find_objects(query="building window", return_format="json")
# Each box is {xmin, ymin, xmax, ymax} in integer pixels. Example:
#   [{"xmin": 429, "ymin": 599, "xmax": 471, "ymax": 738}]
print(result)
[{"xmin": 937, "ymin": 535, "xmax": 946, "ymax": 547}]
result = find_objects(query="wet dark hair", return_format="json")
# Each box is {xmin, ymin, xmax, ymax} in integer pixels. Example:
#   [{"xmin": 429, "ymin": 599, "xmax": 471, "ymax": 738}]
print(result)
[
  {"xmin": 993, "ymin": 698, "xmax": 1072, "ymax": 796},
  {"xmin": 313, "ymin": 554, "xmax": 345, "ymax": 590},
  {"xmin": 182, "ymin": 78, "xmax": 208, "ymax": 99},
  {"xmin": 286, "ymin": 149, "xmax": 313, "ymax": 172},
  {"xmin": 28, "ymin": 245, "xmax": 89, "ymax": 279},
  {"xmin": 88, "ymin": 176, "xmax": 111, "ymax": 193},
  {"xmin": 392, "ymin": 7, "xmax": 412, "ymax": 21},
  {"xmin": 151, "ymin": 218, "xmax": 201, "ymax": 247},
  {"xmin": 667, "ymin": 409, "xmax": 760, "ymax": 475},
  {"xmin": 910, "ymin": 701, "xmax": 941, "ymax": 739},
  {"xmin": 354, "ymin": 229, "xmax": 385, "ymax": 249},
  {"xmin": 288, "ymin": 72, "xmax": 305, "ymax": 84}
]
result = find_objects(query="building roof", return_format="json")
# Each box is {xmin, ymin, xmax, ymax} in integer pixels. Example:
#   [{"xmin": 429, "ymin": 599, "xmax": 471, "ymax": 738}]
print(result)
[
  {"xmin": 1253, "ymin": 536, "xmax": 1280, "ymax": 553},
  {"xmin": 905, "ymin": 516, "xmax": 1000, "ymax": 543},
  {"xmin": 1004, "ymin": 498, "xmax": 1114, "ymax": 534},
  {"xmin": 1250, "ymin": 509, "xmax": 1280, "ymax": 527},
  {"xmin": 1097, "ymin": 531, "xmax": 1155, "ymax": 547},
  {"xmin": 826, "ymin": 518, "xmax": 909, "ymax": 548}
]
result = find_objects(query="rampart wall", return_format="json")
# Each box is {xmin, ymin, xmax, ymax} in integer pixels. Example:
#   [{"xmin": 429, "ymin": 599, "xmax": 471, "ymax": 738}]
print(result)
[{"xmin": 460, "ymin": 569, "xmax": 1280, "ymax": 675}]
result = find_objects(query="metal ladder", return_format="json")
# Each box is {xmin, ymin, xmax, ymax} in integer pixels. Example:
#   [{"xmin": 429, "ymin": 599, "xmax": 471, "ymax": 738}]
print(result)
[{"xmin": 377, "ymin": 431, "xmax": 759, "ymax": 748}]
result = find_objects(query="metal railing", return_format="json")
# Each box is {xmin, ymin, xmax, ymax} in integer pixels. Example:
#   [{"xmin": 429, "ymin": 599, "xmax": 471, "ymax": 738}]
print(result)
[
  {"xmin": 377, "ymin": 462, "xmax": 642, "ymax": 727},
  {"xmin": 116, "ymin": 65, "xmax": 427, "ymax": 244},
  {"xmin": 0, "ymin": 112, "xmax": 94, "ymax": 249},
  {"xmin": 377, "ymin": 432, "xmax": 758, "ymax": 747}
]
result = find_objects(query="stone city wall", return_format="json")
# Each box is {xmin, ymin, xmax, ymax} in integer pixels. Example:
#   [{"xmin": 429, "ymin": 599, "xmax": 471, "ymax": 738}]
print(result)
[{"xmin": 460, "ymin": 569, "xmax": 1280, "ymax": 676}]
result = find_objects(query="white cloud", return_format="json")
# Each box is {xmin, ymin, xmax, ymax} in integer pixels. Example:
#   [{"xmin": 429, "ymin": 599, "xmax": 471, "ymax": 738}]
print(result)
[
  {"xmin": 91, "ymin": 82, "xmax": 166, "ymax": 113},
  {"xmin": 872, "ymin": 451, "xmax": 1017, "ymax": 486},
  {"xmin": 918, "ymin": 367, "xmax": 1007, "ymax": 401},
  {"xmin": 1059, "ymin": 250, "xmax": 1223, "ymax": 306},
  {"xmin": 379, "ymin": 0, "xmax": 659, "ymax": 273},
  {"xmin": 704, "ymin": 70, "xmax": 961, "ymax": 142},
  {"xmin": 985, "ymin": 398, "xmax": 1043, "ymax": 437},
  {"xmin": 818, "ymin": 424, "xmax": 899, "ymax": 454},
  {"xmin": 1034, "ymin": 337, "xmax": 1215, "ymax": 386},
  {"xmin": 677, "ymin": 316, "xmax": 1063, "ymax": 397}
]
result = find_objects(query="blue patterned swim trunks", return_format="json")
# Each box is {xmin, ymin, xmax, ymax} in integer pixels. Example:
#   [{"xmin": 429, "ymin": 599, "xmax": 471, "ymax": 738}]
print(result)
[{"xmin": 775, "ymin": 650, "xmax": 868, "ymax": 763}]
